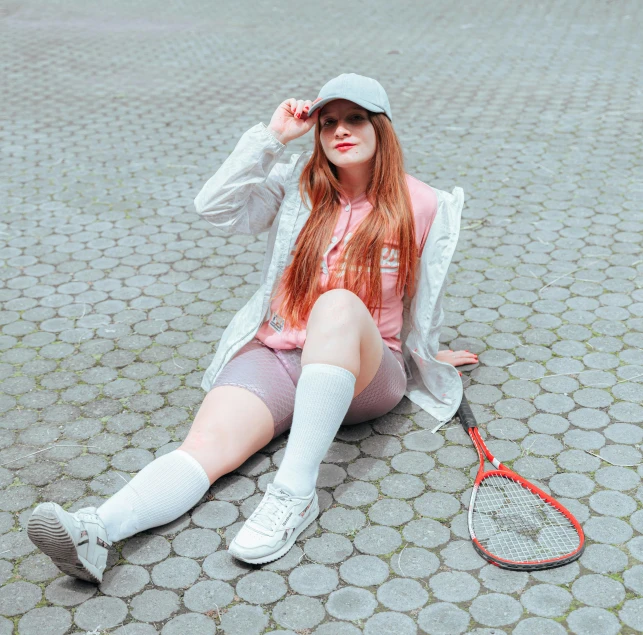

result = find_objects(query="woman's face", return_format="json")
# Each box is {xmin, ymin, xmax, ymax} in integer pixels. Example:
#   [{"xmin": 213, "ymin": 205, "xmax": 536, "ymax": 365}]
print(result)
[{"xmin": 318, "ymin": 99, "xmax": 376, "ymax": 169}]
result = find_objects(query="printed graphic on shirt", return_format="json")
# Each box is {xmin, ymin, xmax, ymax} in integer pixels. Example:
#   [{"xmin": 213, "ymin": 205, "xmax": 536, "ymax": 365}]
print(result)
[
  {"xmin": 320, "ymin": 233, "xmax": 400, "ymax": 275},
  {"xmin": 380, "ymin": 246, "xmax": 400, "ymax": 273},
  {"xmin": 269, "ymin": 311, "xmax": 285, "ymax": 333}
]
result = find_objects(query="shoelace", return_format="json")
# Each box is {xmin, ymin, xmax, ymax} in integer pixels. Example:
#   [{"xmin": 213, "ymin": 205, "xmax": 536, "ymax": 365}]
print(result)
[{"xmin": 250, "ymin": 487, "xmax": 293, "ymax": 531}]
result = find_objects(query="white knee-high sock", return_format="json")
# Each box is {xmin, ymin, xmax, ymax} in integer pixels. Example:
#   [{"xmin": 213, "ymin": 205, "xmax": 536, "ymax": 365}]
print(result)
[
  {"xmin": 96, "ymin": 449, "xmax": 210, "ymax": 542},
  {"xmin": 273, "ymin": 363, "xmax": 356, "ymax": 497}
]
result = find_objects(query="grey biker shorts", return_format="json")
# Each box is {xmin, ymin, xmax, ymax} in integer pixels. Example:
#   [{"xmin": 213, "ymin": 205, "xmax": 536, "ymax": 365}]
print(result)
[{"xmin": 210, "ymin": 337, "xmax": 407, "ymax": 438}]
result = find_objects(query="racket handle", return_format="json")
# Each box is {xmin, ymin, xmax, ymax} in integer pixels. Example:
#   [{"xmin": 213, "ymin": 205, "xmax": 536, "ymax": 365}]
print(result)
[{"xmin": 457, "ymin": 394, "xmax": 477, "ymax": 432}]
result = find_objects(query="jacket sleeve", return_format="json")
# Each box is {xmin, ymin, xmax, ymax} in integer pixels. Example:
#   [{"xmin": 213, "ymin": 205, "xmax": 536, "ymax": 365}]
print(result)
[
  {"xmin": 194, "ymin": 122, "xmax": 293, "ymax": 236},
  {"xmin": 409, "ymin": 187, "xmax": 464, "ymax": 360}
]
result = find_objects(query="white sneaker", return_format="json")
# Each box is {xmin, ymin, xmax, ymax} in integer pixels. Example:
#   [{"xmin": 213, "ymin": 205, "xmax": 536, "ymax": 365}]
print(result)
[
  {"xmin": 27, "ymin": 502, "xmax": 111, "ymax": 584},
  {"xmin": 228, "ymin": 483, "xmax": 319, "ymax": 564}
]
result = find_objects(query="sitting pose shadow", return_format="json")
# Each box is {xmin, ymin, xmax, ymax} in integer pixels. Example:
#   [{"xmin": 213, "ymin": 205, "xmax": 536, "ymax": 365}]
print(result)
[{"xmin": 27, "ymin": 73, "xmax": 477, "ymax": 583}]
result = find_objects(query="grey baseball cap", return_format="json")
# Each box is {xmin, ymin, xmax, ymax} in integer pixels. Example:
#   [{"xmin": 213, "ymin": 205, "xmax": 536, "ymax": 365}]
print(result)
[{"xmin": 306, "ymin": 73, "xmax": 392, "ymax": 122}]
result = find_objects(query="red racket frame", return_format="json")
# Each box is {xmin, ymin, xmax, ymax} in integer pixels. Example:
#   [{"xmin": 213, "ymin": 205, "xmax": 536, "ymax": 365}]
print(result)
[{"xmin": 460, "ymin": 395, "xmax": 585, "ymax": 571}]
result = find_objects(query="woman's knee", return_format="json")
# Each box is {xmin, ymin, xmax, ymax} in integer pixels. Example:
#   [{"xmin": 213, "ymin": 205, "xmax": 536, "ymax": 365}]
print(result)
[{"xmin": 179, "ymin": 385, "xmax": 275, "ymax": 480}]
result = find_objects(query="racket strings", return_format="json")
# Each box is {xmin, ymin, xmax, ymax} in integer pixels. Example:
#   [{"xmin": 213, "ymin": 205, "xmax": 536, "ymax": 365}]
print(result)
[{"xmin": 472, "ymin": 474, "xmax": 580, "ymax": 563}]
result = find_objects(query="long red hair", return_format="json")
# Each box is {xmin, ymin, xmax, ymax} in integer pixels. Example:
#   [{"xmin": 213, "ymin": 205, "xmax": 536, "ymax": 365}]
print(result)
[{"xmin": 271, "ymin": 112, "xmax": 418, "ymax": 330}]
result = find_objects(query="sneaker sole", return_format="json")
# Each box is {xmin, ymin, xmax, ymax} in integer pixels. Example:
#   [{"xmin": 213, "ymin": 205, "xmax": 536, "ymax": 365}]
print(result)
[
  {"xmin": 27, "ymin": 503, "xmax": 102, "ymax": 584},
  {"xmin": 229, "ymin": 500, "xmax": 320, "ymax": 565}
]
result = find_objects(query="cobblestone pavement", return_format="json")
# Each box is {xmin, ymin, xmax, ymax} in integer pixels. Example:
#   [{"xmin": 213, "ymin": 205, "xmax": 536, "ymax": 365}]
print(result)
[{"xmin": 1, "ymin": 0, "xmax": 643, "ymax": 633}]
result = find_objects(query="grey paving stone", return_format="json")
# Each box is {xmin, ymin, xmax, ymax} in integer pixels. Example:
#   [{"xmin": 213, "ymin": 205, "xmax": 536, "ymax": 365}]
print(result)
[
  {"xmin": 418, "ymin": 602, "xmax": 470, "ymax": 635},
  {"xmin": 99, "ymin": 564, "xmax": 150, "ymax": 597},
  {"xmin": 210, "ymin": 474, "xmax": 255, "ymax": 501},
  {"xmin": 320, "ymin": 506, "xmax": 367, "ymax": 533},
  {"xmin": 583, "ymin": 516, "xmax": 633, "ymax": 544},
  {"xmin": 73, "ymin": 596, "xmax": 128, "ymax": 631},
  {"xmin": 172, "ymin": 527, "xmax": 221, "ymax": 557},
  {"xmin": 360, "ymin": 434, "xmax": 401, "ymax": 458},
  {"xmin": 377, "ymin": 577, "xmax": 428, "ymax": 611},
  {"xmin": 488, "ymin": 418, "xmax": 529, "ymax": 440},
  {"xmin": 304, "ymin": 533, "xmax": 353, "ymax": 563},
  {"xmin": 151, "ymin": 556, "xmax": 201, "ymax": 588},
  {"xmin": 161, "ymin": 613, "xmax": 216, "ymax": 635},
  {"xmin": 333, "ymin": 480, "xmax": 379, "ymax": 507},
  {"xmin": 604, "ymin": 422, "xmax": 643, "ymax": 444},
  {"xmin": 430, "ymin": 571, "xmax": 480, "ymax": 602},
  {"xmin": 354, "ymin": 525, "xmax": 402, "ymax": 555},
  {"xmin": 313, "ymin": 622, "xmax": 361, "ymax": 635},
  {"xmin": 325, "ymin": 586, "xmax": 377, "ymax": 620},
  {"xmin": 470, "ymin": 593, "xmax": 523, "ymax": 626},
  {"xmin": 113, "ymin": 624, "xmax": 175, "ymax": 635},
  {"xmin": 17, "ymin": 552, "xmax": 60, "ymax": 582},
  {"xmin": 439, "ymin": 540, "xmax": 486, "ymax": 570},
  {"xmin": 624, "ymin": 564, "xmax": 643, "ymax": 595},
  {"xmin": 402, "ymin": 518, "xmax": 450, "ymax": 548},
  {"xmin": 263, "ymin": 544, "xmax": 305, "ymax": 572},
  {"xmin": 531, "ymin": 561, "xmax": 580, "ymax": 585},
  {"xmin": 513, "ymin": 617, "xmax": 567, "ymax": 635},
  {"xmin": 414, "ymin": 491, "xmax": 461, "ymax": 518},
  {"xmin": 632, "ymin": 509, "xmax": 643, "ymax": 533},
  {"xmin": 0, "ymin": 560, "xmax": 12, "ymax": 586},
  {"xmin": 479, "ymin": 565, "xmax": 528, "ymax": 593},
  {"xmin": 425, "ymin": 466, "xmax": 470, "ymax": 492},
  {"xmin": 368, "ymin": 498, "xmax": 414, "ymax": 526},
  {"xmin": 183, "ymin": 580, "xmax": 235, "ymax": 612},
  {"xmin": 339, "ymin": 554, "xmax": 390, "ymax": 587},
  {"xmin": 122, "ymin": 534, "xmax": 171, "ymax": 564},
  {"xmin": 571, "ymin": 573, "xmax": 625, "ymax": 609},
  {"xmin": 346, "ymin": 457, "xmax": 390, "ymax": 481},
  {"xmin": 391, "ymin": 450, "xmax": 435, "ymax": 474},
  {"xmin": 288, "ymin": 564, "xmax": 339, "ymax": 596},
  {"xmin": 599, "ymin": 443, "xmax": 642, "ymax": 466},
  {"xmin": 380, "ymin": 473, "xmax": 425, "ymax": 498},
  {"xmin": 316, "ymin": 463, "xmax": 347, "ymax": 487},
  {"xmin": 44, "ymin": 576, "xmax": 97, "ymax": 606},
  {"xmin": 549, "ymin": 472, "xmax": 595, "ymax": 498},
  {"xmin": 17, "ymin": 606, "xmax": 72, "ymax": 635},
  {"xmin": 0, "ymin": 580, "xmax": 41, "ymax": 617},
  {"xmin": 272, "ymin": 596, "xmax": 325, "ymax": 630},
  {"xmin": 520, "ymin": 584, "xmax": 572, "ymax": 618},
  {"xmin": 217, "ymin": 603, "xmax": 269, "ymax": 635},
  {"xmin": 364, "ymin": 612, "xmax": 417, "ymax": 635},
  {"xmin": 589, "ymin": 490, "xmax": 637, "ymax": 516},
  {"xmin": 595, "ymin": 465, "xmax": 640, "ymax": 490},
  {"xmin": 235, "ymin": 570, "xmax": 287, "ymax": 604},
  {"xmin": 557, "ymin": 449, "xmax": 601, "ymax": 472},
  {"xmin": 403, "ymin": 429, "xmax": 445, "ymax": 452},
  {"xmin": 627, "ymin": 535, "xmax": 643, "ymax": 561},
  {"xmin": 567, "ymin": 607, "xmax": 621, "ymax": 635},
  {"xmin": 149, "ymin": 513, "xmax": 190, "ymax": 537},
  {"xmin": 580, "ymin": 544, "xmax": 629, "ymax": 574},
  {"xmin": 130, "ymin": 589, "xmax": 179, "ymax": 623},
  {"xmin": 390, "ymin": 546, "xmax": 439, "ymax": 578}
]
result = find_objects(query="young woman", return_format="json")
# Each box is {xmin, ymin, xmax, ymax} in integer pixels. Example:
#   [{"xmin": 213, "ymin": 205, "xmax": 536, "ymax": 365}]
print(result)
[{"xmin": 27, "ymin": 73, "xmax": 477, "ymax": 582}]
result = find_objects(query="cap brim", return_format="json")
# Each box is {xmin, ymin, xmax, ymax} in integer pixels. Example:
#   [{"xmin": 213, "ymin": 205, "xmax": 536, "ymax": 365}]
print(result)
[{"xmin": 307, "ymin": 95, "xmax": 387, "ymax": 118}]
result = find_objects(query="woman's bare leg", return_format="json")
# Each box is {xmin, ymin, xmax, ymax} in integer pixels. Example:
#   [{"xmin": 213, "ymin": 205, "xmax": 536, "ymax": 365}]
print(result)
[
  {"xmin": 228, "ymin": 289, "xmax": 388, "ymax": 563},
  {"xmin": 301, "ymin": 288, "xmax": 385, "ymax": 396},
  {"xmin": 90, "ymin": 384, "xmax": 275, "ymax": 542},
  {"xmin": 179, "ymin": 385, "xmax": 275, "ymax": 483},
  {"xmin": 273, "ymin": 289, "xmax": 384, "ymax": 496},
  {"xmin": 27, "ymin": 384, "xmax": 277, "ymax": 583}
]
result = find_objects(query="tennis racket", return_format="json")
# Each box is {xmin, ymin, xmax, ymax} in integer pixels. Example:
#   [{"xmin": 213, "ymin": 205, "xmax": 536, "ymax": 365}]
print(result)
[{"xmin": 457, "ymin": 394, "xmax": 585, "ymax": 570}]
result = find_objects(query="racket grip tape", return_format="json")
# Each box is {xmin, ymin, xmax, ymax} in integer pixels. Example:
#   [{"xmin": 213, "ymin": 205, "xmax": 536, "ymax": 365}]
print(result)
[{"xmin": 457, "ymin": 394, "xmax": 477, "ymax": 432}]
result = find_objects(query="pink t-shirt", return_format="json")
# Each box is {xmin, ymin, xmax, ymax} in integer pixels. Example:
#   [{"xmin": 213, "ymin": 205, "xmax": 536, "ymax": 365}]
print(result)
[{"xmin": 255, "ymin": 173, "xmax": 438, "ymax": 353}]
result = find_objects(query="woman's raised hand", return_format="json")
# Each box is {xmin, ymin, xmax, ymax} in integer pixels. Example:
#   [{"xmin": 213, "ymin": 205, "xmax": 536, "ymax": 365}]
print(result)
[{"xmin": 267, "ymin": 97, "xmax": 322, "ymax": 145}]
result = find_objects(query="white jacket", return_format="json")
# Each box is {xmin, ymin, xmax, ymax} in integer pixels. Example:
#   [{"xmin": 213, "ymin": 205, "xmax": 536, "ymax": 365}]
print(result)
[{"xmin": 195, "ymin": 123, "xmax": 465, "ymax": 427}]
